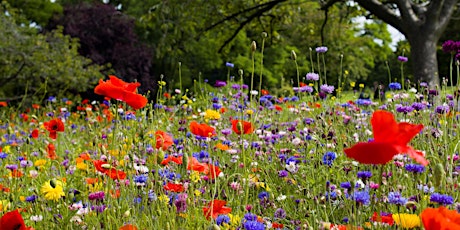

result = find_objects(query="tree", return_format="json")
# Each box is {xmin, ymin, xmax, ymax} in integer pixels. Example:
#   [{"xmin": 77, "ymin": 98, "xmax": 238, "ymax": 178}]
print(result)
[
  {"xmin": 0, "ymin": 2, "xmax": 103, "ymax": 104},
  {"xmin": 321, "ymin": 0, "xmax": 460, "ymax": 88},
  {"xmin": 46, "ymin": 2, "xmax": 156, "ymax": 96}
]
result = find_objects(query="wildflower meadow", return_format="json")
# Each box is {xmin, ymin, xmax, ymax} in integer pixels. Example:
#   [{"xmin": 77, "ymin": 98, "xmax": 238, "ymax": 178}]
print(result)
[{"xmin": 2, "ymin": 43, "xmax": 460, "ymax": 230}]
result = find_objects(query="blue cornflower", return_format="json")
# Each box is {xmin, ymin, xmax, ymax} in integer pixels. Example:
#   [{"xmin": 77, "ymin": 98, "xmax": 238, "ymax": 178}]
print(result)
[
  {"xmin": 430, "ymin": 193, "xmax": 454, "ymax": 205},
  {"xmin": 340, "ymin": 182, "xmax": 352, "ymax": 189},
  {"xmin": 388, "ymin": 192, "xmax": 408, "ymax": 206},
  {"xmin": 352, "ymin": 190, "xmax": 370, "ymax": 205},
  {"xmin": 405, "ymin": 164, "xmax": 426, "ymax": 173},
  {"xmin": 26, "ymin": 195, "xmax": 38, "ymax": 202},
  {"xmin": 148, "ymin": 190, "xmax": 157, "ymax": 201},
  {"xmin": 0, "ymin": 152, "xmax": 7, "ymax": 159},
  {"xmin": 316, "ymin": 46, "xmax": 328, "ymax": 53},
  {"xmin": 244, "ymin": 213, "xmax": 258, "ymax": 221},
  {"xmin": 244, "ymin": 221, "xmax": 265, "ymax": 230},
  {"xmin": 322, "ymin": 152, "xmax": 337, "ymax": 166},
  {"xmin": 389, "ymin": 82, "xmax": 402, "ymax": 90},
  {"xmin": 258, "ymin": 191, "xmax": 269, "ymax": 200},
  {"xmin": 356, "ymin": 99, "xmax": 372, "ymax": 106},
  {"xmin": 216, "ymin": 215, "xmax": 230, "ymax": 225},
  {"xmin": 357, "ymin": 171, "xmax": 372, "ymax": 179},
  {"xmin": 286, "ymin": 156, "xmax": 300, "ymax": 165},
  {"xmin": 134, "ymin": 174, "xmax": 148, "ymax": 184},
  {"xmin": 226, "ymin": 62, "xmax": 234, "ymax": 68},
  {"xmin": 274, "ymin": 208, "xmax": 286, "ymax": 219}
]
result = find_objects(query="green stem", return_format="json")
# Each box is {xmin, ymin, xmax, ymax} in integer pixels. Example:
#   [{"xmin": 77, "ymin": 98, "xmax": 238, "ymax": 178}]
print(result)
[
  {"xmin": 259, "ymin": 35, "xmax": 266, "ymax": 102},
  {"xmin": 322, "ymin": 53, "xmax": 327, "ymax": 85},
  {"xmin": 178, "ymin": 62, "xmax": 182, "ymax": 94}
]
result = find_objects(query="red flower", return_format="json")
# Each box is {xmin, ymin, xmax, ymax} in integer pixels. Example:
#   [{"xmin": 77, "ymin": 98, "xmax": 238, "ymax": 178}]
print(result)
[
  {"xmin": 44, "ymin": 118, "xmax": 65, "ymax": 139},
  {"xmin": 274, "ymin": 105, "xmax": 283, "ymax": 111},
  {"xmin": 92, "ymin": 160, "xmax": 126, "ymax": 180},
  {"xmin": 93, "ymin": 160, "xmax": 109, "ymax": 173},
  {"xmin": 202, "ymin": 199, "xmax": 232, "ymax": 219},
  {"xmin": 31, "ymin": 129, "xmax": 39, "ymax": 139},
  {"xmin": 94, "ymin": 75, "xmax": 148, "ymax": 110},
  {"xmin": 0, "ymin": 209, "xmax": 27, "ymax": 230},
  {"xmin": 207, "ymin": 164, "xmax": 222, "ymax": 179},
  {"xmin": 187, "ymin": 157, "xmax": 209, "ymax": 174},
  {"xmin": 422, "ymin": 206, "xmax": 460, "ymax": 230},
  {"xmin": 163, "ymin": 183, "xmax": 185, "ymax": 192},
  {"xmin": 161, "ymin": 155, "xmax": 183, "ymax": 165},
  {"xmin": 155, "ymin": 130, "xmax": 173, "ymax": 150},
  {"xmin": 344, "ymin": 110, "xmax": 428, "ymax": 165},
  {"xmin": 47, "ymin": 143, "xmax": 57, "ymax": 160},
  {"xmin": 231, "ymin": 119, "xmax": 254, "ymax": 135},
  {"xmin": 119, "ymin": 224, "xmax": 138, "ymax": 230},
  {"xmin": 0, "ymin": 101, "xmax": 7, "ymax": 107},
  {"xmin": 371, "ymin": 212, "xmax": 394, "ymax": 226},
  {"xmin": 261, "ymin": 89, "xmax": 269, "ymax": 95},
  {"xmin": 189, "ymin": 121, "xmax": 216, "ymax": 137}
]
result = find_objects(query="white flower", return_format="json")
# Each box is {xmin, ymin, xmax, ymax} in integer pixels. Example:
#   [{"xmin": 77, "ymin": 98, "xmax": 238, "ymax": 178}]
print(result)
[
  {"xmin": 286, "ymin": 162, "xmax": 297, "ymax": 173},
  {"xmin": 277, "ymin": 194, "xmax": 287, "ymax": 201},
  {"xmin": 291, "ymin": 137, "xmax": 302, "ymax": 146},
  {"xmin": 133, "ymin": 164, "xmax": 149, "ymax": 173},
  {"xmin": 30, "ymin": 215, "xmax": 43, "ymax": 222},
  {"xmin": 250, "ymin": 90, "xmax": 258, "ymax": 95},
  {"xmin": 409, "ymin": 87, "xmax": 417, "ymax": 93},
  {"xmin": 175, "ymin": 89, "xmax": 181, "ymax": 94}
]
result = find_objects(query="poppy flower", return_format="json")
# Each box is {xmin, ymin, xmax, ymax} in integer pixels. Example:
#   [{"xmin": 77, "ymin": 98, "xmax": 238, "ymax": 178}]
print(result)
[
  {"xmin": 187, "ymin": 157, "xmax": 209, "ymax": 174},
  {"xmin": 163, "ymin": 183, "xmax": 185, "ymax": 193},
  {"xmin": 0, "ymin": 101, "xmax": 7, "ymax": 107},
  {"xmin": 344, "ymin": 110, "xmax": 428, "ymax": 166},
  {"xmin": 47, "ymin": 143, "xmax": 57, "ymax": 160},
  {"xmin": 422, "ymin": 206, "xmax": 460, "ymax": 230},
  {"xmin": 202, "ymin": 199, "xmax": 232, "ymax": 219},
  {"xmin": 31, "ymin": 129, "xmax": 39, "ymax": 139},
  {"xmin": 371, "ymin": 212, "xmax": 394, "ymax": 226},
  {"xmin": 155, "ymin": 130, "xmax": 173, "ymax": 150},
  {"xmin": 44, "ymin": 118, "xmax": 65, "ymax": 139},
  {"xmin": 207, "ymin": 164, "xmax": 222, "ymax": 179},
  {"xmin": 189, "ymin": 121, "xmax": 216, "ymax": 138},
  {"xmin": 161, "ymin": 155, "xmax": 183, "ymax": 165},
  {"xmin": 231, "ymin": 119, "xmax": 253, "ymax": 135},
  {"xmin": 105, "ymin": 168, "xmax": 127, "ymax": 180},
  {"xmin": 0, "ymin": 209, "xmax": 27, "ymax": 230},
  {"xmin": 119, "ymin": 224, "xmax": 138, "ymax": 230},
  {"xmin": 94, "ymin": 75, "xmax": 148, "ymax": 110}
]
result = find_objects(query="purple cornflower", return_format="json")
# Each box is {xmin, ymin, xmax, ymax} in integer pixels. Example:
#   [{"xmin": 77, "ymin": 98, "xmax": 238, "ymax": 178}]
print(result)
[
  {"xmin": 226, "ymin": 62, "xmax": 235, "ymax": 68},
  {"xmin": 411, "ymin": 102, "xmax": 427, "ymax": 111},
  {"xmin": 430, "ymin": 193, "xmax": 454, "ymax": 205},
  {"xmin": 420, "ymin": 82, "xmax": 428, "ymax": 88},
  {"xmin": 274, "ymin": 208, "xmax": 286, "ymax": 219},
  {"xmin": 244, "ymin": 213, "xmax": 258, "ymax": 221},
  {"xmin": 322, "ymin": 152, "xmax": 336, "ymax": 166},
  {"xmin": 244, "ymin": 221, "xmax": 265, "ymax": 230},
  {"xmin": 398, "ymin": 56, "xmax": 408, "ymax": 62},
  {"xmin": 306, "ymin": 72, "xmax": 319, "ymax": 81},
  {"xmin": 316, "ymin": 46, "xmax": 328, "ymax": 53},
  {"xmin": 405, "ymin": 164, "xmax": 426, "ymax": 173},
  {"xmin": 91, "ymin": 205, "xmax": 106, "ymax": 213},
  {"xmin": 214, "ymin": 80, "xmax": 227, "ymax": 87},
  {"xmin": 352, "ymin": 190, "xmax": 370, "ymax": 205},
  {"xmin": 357, "ymin": 171, "xmax": 372, "ymax": 179},
  {"xmin": 5, "ymin": 164, "xmax": 18, "ymax": 171},
  {"xmin": 88, "ymin": 191, "xmax": 105, "ymax": 201},
  {"xmin": 216, "ymin": 215, "xmax": 230, "ymax": 225},
  {"xmin": 278, "ymin": 170, "xmax": 288, "ymax": 177},
  {"xmin": 340, "ymin": 182, "xmax": 352, "ymax": 189},
  {"xmin": 258, "ymin": 191, "xmax": 269, "ymax": 200},
  {"xmin": 293, "ymin": 85, "xmax": 313, "ymax": 93},
  {"xmin": 388, "ymin": 192, "xmax": 408, "ymax": 206},
  {"xmin": 429, "ymin": 89, "xmax": 439, "ymax": 96},
  {"xmin": 389, "ymin": 82, "xmax": 402, "ymax": 90},
  {"xmin": 356, "ymin": 99, "xmax": 372, "ymax": 106},
  {"xmin": 174, "ymin": 193, "xmax": 188, "ymax": 213},
  {"xmin": 320, "ymin": 84, "xmax": 334, "ymax": 94},
  {"xmin": 435, "ymin": 105, "xmax": 450, "ymax": 114},
  {"xmin": 396, "ymin": 104, "xmax": 414, "ymax": 114},
  {"xmin": 26, "ymin": 195, "xmax": 38, "ymax": 202}
]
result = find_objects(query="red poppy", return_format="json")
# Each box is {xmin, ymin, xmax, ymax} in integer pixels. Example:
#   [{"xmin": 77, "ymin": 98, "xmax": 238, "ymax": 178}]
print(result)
[
  {"xmin": 93, "ymin": 160, "xmax": 109, "ymax": 174},
  {"xmin": 94, "ymin": 75, "xmax": 148, "ymax": 110},
  {"xmin": 163, "ymin": 183, "xmax": 185, "ymax": 192},
  {"xmin": 261, "ymin": 89, "xmax": 269, "ymax": 95},
  {"xmin": 105, "ymin": 168, "xmax": 127, "ymax": 180},
  {"xmin": 371, "ymin": 212, "xmax": 394, "ymax": 226},
  {"xmin": 155, "ymin": 130, "xmax": 173, "ymax": 150},
  {"xmin": 31, "ymin": 129, "xmax": 39, "ymax": 139},
  {"xmin": 47, "ymin": 143, "xmax": 57, "ymax": 160},
  {"xmin": 187, "ymin": 157, "xmax": 209, "ymax": 174},
  {"xmin": 119, "ymin": 224, "xmax": 138, "ymax": 230},
  {"xmin": 161, "ymin": 155, "xmax": 183, "ymax": 165},
  {"xmin": 207, "ymin": 164, "xmax": 222, "ymax": 179},
  {"xmin": 202, "ymin": 199, "xmax": 232, "ymax": 219},
  {"xmin": 344, "ymin": 110, "xmax": 428, "ymax": 166},
  {"xmin": 422, "ymin": 206, "xmax": 460, "ymax": 230},
  {"xmin": 11, "ymin": 169, "xmax": 23, "ymax": 178},
  {"xmin": 189, "ymin": 121, "xmax": 216, "ymax": 137},
  {"xmin": 0, "ymin": 184, "xmax": 10, "ymax": 192},
  {"xmin": 0, "ymin": 209, "xmax": 27, "ymax": 230},
  {"xmin": 231, "ymin": 119, "xmax": 254, "ymax": 135},
  {"xmin": 274, "ymin": 105, "xmax": 283, "ymax": 111},
  {"xmin": 163, "ymin": 92, "xmax": 171, "ymax": 99},
  {"xmin": 21, "ymin": 113, "xmax": 29, "ymax": 122},
  {"xmin": 0, "ymin": 101, "xmax": 7, "ymax": 107},
  {"xmin": 44, "ymin": 118, "xmax": 65, "ymax": 139}
]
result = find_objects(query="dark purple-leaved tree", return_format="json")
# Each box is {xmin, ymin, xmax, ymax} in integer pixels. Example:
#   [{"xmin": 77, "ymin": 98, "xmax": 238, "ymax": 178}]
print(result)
[
  {"xmin": 321, "ymin": 0, "xmax": 460, "ymax": 87},
  {"xmin": 46, "ymin": 2, "xmax": 155, "ymax": 96}
]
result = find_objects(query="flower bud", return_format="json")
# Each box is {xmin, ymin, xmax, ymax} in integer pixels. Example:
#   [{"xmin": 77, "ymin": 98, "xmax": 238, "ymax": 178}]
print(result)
[
  {"xmin": 261, "ymin": 32, "xmax": 268, "ymax": 38},
  {"xmin": 433, "ymin": 163, "xmax": 446, "ymax": 187},
  {"xmin": 291, "ymin": 50, "xmax": 297, "ymax": 60},
  {"xmin": 251, "ymin": 41, "xmax": 257, "ymax": 52}
]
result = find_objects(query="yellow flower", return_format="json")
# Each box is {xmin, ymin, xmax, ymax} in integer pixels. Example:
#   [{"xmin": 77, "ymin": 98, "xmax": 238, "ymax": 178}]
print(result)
[
  {"xmin": 359, "ymin": 83, "xmax": 365, "ymax": 88},
  {"xmin": 190, "ymin": 171, "xmax": 201, "ymax": 183},
  {"xmin": 228, "ymin": 214, "xmax": 241, "ymax": 227},
  {"xmin": 392, "ymin": 213, "xmax": 420, "ymax": 229},
  {"xmin": 0, "ymin": 200, "xmax": 10, "ymax": 211},
  {"xmin": 350, "ymin": 82, "xmax": 356, "ymax": 87},
  {"xmin": 344, "ymin": 70, "xmax": 349, "ymax": 75},
  {"xmin": 34, "ymin": 159, "xmax": 47, "ymax": 168},
  {"xmin": 158, "ymin": 81, "xmax": 166, "ymax": 86},
  {"xmin": 20, "ymin": 196, "xmax": 25, "ymax": 202},
  {"xmin": 204, "ymin": 109, "xmax": 221, "ymax": 120},
  {"xmin": 3, "ymin": 145, "xmax": 11, "ymax": 153},
  {"xmin": 41, "ymin": 179, "xmax": 65, "ymax": 201},
  {"xmin": 309, "ymin": 83, "xmax": 314, "ymax": 87},
  {"xmin": 87, "ymin": 182, "xmax": 103, "ymax": 193},
  {"xmin": 245, "ymin": 109, "xmax": 254, "ymax": 115},
  {"xmin": 76, "ymin": 162, "xmax": 87, "ymax": 170},
  {"xmin": 194, "ymin": 189, "xmax": 202, "ymax": 197},
  {"xmin": 158, "ymin": 194, "xmax": 170, "ymax": 204}
]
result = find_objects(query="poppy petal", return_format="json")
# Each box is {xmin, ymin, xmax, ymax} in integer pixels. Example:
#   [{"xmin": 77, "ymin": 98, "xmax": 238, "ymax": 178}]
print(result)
[{"xmin": 344, "ymin": 142, "xmax": 401, "ymax": 165}]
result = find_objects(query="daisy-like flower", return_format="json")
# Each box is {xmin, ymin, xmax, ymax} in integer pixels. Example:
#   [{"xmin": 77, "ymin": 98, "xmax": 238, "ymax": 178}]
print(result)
[
  {"xmin": 392, "ymin": 213, "xmax": 421, "ymax": 229},
  {"xmin": 41, "ymin": 179, "xmax": 65, "ymax": 201},
  {"xmin": 204, "ymin": 109, "xmax": 221, "ymax": 120}
]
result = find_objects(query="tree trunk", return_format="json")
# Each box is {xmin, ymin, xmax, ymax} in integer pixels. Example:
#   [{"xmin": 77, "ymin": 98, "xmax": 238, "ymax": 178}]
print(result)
[{"xmin": 407, "ymin": 35, "xmax": 440, "ymax": 88}]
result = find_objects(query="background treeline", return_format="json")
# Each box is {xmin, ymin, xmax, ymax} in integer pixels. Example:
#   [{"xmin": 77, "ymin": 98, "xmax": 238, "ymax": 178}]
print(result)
[{"xmin": 1, "ymin": 0, "xmax": 458, "ymax": 104}]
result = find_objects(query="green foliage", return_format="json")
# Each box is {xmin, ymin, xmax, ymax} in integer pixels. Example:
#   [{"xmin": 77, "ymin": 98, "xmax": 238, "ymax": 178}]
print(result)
[
  {"xmin": 4, "ymin": 0, "xmax": 62, "ymax": 26},
  {"xmin": 0, "ymin": 2, "xmax": 104, "ymax": 104}
]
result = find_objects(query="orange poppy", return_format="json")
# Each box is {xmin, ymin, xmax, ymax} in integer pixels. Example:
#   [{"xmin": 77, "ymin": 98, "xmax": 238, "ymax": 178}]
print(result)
[
  {"xmin": 274, "ymin": 105, "xmax": 283, "ymax": 111},
  {"xmin": 202, "ymin": 199, "xmax": 232, "ymax": 219},
  {"xmin": 85, "ymin": 178, "xmax": 99, "ymax": 185},
  {"xmin": 215, "ymin": 143, "xmax": 230, "ymax": 151},
  {"xmin": 11, "ymin": 169, "xmax": 23, "ymax": 178},
  {"xmin": 0, "ymin": 101, "xmax": 7, "ymax": 107},
  {"xmin": 422, "ymin": 206, "xmax": 460, "ymax": 230},
  {"xmin": 79, "ymin": 153, "xmax": 91, "ymax": 160},
  {"xmin": 261, "ymin": 89, "xmax": 269, "ymax": 95},
  {"xmin": 119, "ymin": 224, "xmax": 138, "ymax": 230},
  {"xmin": 105, "ymin": 168, "xmax": 127, "ymax": 180},
  {"xmin": 163, "ymin": 183, "xmax": 185, "ymax": 192},
  {"xmin": 231, "ymin": 119, "xmax": 254, "ymax": 135},
  {"xmin": 189, "ymin": 121, "xmax": 216, "ymax": 137},
  {"xmin": 94, "ymin": 75, "xmax": 148, "ymax": 110},
  {"xmin": 207, "ymin": 164, "xmax": 222, "ymax": 179},
  {"xmin": 161, "ymin": 155, "xmax": 183, "ymax": 165},
  {"xmin": 0, "ymin": 184, "xmax": 10, "ymax": 192},
  {"xmin": 187, "ymin": 157, "xmax": 209, "ymax": 174},
  {"xmin": 344, "ymin": 110, "xmax": 428, "ymax": 166},
  {"xmin": 47, "ymin": 143, "xmax": 57, "ymax": 160},
  {"xmin": 155, "ymin": 130, "xmax": 173, "ymax": 150},
  {"xmin": 44, "ymin": 118, "xmax": 65, "ymax": 139},
  {"xmin": 110, "ymin": 189, "xmax": 121, "ymax": 198},
  {"xmin": 0, "ymin": 209, "xmax": 28, "ymax": 230}
]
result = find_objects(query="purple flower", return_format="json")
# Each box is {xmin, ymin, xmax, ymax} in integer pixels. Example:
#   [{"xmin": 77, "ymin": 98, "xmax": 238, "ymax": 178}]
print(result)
[
  {"xmin": 306, "ymin": 72, "xmax": 319, "ymax": 81},
  {"xmin": 420, "ymin": 82, "xmax": 428, "ymax": 88},
  {"xmin": 357, "ymin": 171, "xmax": 372, "ymax": 179},
  {"xmin": 340, "ymin": 182, "xmax": 351, "ymax": 189},
  {"xmin": 214, "ymin": 80, "xmax": 227, "ymax": 87},
  {"xmin": 389, "ymin": 82, "xmax": 402, "ymax": 90},
  {"xmin": 442, "ymin": 40, "xmax": 459, "ymax": 53},
  {"xmin": 396, "ymin": 104, "xmax": 414, "ymax": 114},
  {"xmin": 226, "ymin": 62, "xmax": 235, "ymax": 68},
  {"xmin": 174, "ymin": 193, "xmax": 188, "ymax": 213},
  {"xmin": 352, "ymin": 190, "xmax": 370, "ymax": 205},
  {"xmin": 244, "ymin": 221, "xmax": 265, "ymax": 230},
  {"xmin": 315, "ymin": 46, "xmax": 328, "ymax": 53},
  {"xmin": 216, "ymin": 215, "xmax": 230, "ymax": 225},
  {"xmin": 278, "ymin": 170, "xmax": 288, "ymax": 177},
  {"xmin": 91, "ymin": 205, "xmax": 106, "ymax": 213},
  {"xmin": 430, "ymin": 193, "xmax": 454, "ymax": 205},
  {"xmin": 388, "ymin": 192, "xmax": 407, "ymax": 206},
  {"xmin": 405, "ymin": 164, "xmax": 426, "ymax": 173},
  {"xmin": 411, "ymin": 102, "xmax": 426, "ymax": 111},
  {"xmin": 320, "ymin": 84, "xmax": 334, "ymax": 94},
  {"xmin": 435, "ymin": 105, "xmax": 449, "ymax": 114},
  {"xmin": 429, "ymin": 89, "xmax": 439, "ymax": 96},
  {"xmin": 293, "ymin": 85, "xmax": 313, "ymax": 93},
  {"xmin": 5, "ymin": 164, "xmax": 18, "ymax": 171},
  {"xmin": 398, "ymin": 56, "xmax": 408, "ymax": 62},
  {"xmin": 88, "ymin": 191, "xmax": 105, "ymax": 201},
  {"xmin": 322, "ymin": 152, "xmax": 336, "ymax": 166},
  {"xmin": 274, "ymin": 208, "xmax": 286, "ymax": 219}
]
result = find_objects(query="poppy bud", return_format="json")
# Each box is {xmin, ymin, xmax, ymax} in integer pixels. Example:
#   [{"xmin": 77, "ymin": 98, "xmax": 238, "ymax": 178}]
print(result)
[
  {"xmin": 251, "ymin": 41, "xmax": 257, "ymax": 52},
  {"xmin": 261, "ymin": 32, "xmax": 268, "ymax": 38},
  {"xmin": 238, "ymin": 69, "xmax": 244, "ymax": 77},
  {"xmin": 101, "ymin": 163, "xmax": 111, "ymax": 169},
  {"xmin": 291, "ymin": 50, "xmax": 297, "ymax": 61},
  {"xmin": 123, "ymin": 209, "xmax": 130, "ymax": 217},
  {"xmin": 50, "ymin": 179, "xmax": 57, "ymax": 188},
  {"xmin": 433, "ymin": 163, "xmax": 445, "ymax": 187}
]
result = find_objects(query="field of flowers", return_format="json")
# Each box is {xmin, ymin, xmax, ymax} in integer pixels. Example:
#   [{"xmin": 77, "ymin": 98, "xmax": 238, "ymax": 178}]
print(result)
[{"xmin": 1, "ymin": 55, "xmax": 460, "ymax": 229}]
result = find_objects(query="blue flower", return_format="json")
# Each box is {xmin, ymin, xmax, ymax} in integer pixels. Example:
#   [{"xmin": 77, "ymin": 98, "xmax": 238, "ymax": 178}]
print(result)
[
  {"xmin": 274, "ymin": 208, "xmax": 286, "ymax": 219},
  {"xmin": 216, "ymin": 215, "xmax": 230, "ymax": 225},
  {"xmin": 244, "ymin": 213, "xmax": 258, "ymax": 221},
  {"xmin": 357, "ymin": 171, "xmax": 372, "ymax": 179},
  {"xmin": 405, "ymin": 164, "xmax": 426, "ymax": 173},
  {"xmin": 430, "ymin": 193, "xmax": 454, "ymax": 205},
  {"xmin": 316, "ymin": 46, "xmax": 328, "ymax": 53},
  {"xmin": 340, "ymin": 182, "xmax": 351, "ymax": 189},
  {"xmin": 258, "ymin": 191, "xmax": 269, "ymax": 200},
  {"xmin": 134, "ymin": 174, "xmax": 148, "ymax": 184},
  {"xmin": 389, "ymin": 82, "xmax": 402, "ymax": 90},
  {"xmin": 388, "ymin": 192, "xmax": 407, "ymax": 206},
  {"xmin": 322, "ymin": 152, "xmax": 336, "ymax": 166},
  {"xmin": 244, "ymin": 221, "xmax": 265, "ymax": 230},
  {"xmin": 352, "ymin": 190, "xmax": 370, "ymax": 205}
]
